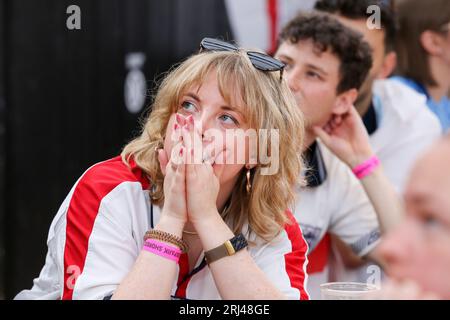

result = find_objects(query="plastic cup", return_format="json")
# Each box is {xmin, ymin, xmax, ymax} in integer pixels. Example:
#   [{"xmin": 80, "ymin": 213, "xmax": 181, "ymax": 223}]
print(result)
[{"xmin": 320, "ymin": 282, "xmax": 380, "ymax": 300}]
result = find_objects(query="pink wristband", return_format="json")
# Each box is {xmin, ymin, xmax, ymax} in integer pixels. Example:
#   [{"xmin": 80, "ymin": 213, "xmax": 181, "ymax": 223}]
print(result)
[
  {"xmin": 142, "ymin": 239, "xmax": 182, "ymax": 263},
  {"xmin": 352, "ymin": 155, "xmax": 380, "ymax": 180}
]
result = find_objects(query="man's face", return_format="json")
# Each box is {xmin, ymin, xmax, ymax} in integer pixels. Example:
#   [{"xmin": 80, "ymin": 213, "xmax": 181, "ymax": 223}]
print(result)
[
  {"xmin": 376, "ymin": 141, "xmax": 450, "ymax": 299},
  {"xmin": 335, "ymin": 17, "xmax": 387, "ymax": 107},
  {"xmin": 275, "ymin": 40, "xmax": 341, "ymax": 136}
]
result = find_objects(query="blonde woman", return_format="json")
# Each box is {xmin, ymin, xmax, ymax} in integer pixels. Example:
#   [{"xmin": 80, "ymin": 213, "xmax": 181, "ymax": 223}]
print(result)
[{"xmin": 15, "ymin": 38, "xmax": 308, "ymax": 300}]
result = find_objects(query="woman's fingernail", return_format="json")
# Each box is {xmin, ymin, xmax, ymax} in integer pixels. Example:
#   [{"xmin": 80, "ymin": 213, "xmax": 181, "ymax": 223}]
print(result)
[
  {"xmin": 174, "ymin": 123, "xmax": 179, "ymax": 130},
  {"xmin": 176, "ymin": 113, "xmax": 184, "ymax": 124},
  {"xmin": 183, "ymin": 116, "xmax": 191, "ymax": 130}
]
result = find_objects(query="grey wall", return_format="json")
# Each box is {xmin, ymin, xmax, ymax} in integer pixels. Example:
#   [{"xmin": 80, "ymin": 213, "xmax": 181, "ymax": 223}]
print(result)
[{"xmin": 0, "ymin": 0, "xmax": 7, "ymax": 301}]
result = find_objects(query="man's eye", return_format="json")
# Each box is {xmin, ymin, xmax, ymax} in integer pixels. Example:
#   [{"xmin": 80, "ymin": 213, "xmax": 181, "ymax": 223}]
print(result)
[
  {"xmin": 306, "ymin": 71, "xmax": 320, "ymax": 79},
  {"xmin": 280, "ymin": 61, "xmax": 292, "ymax": 71},
  {"xmin": 425, "ymin": 216, "xmax": 439, "ymax": 227},
  {"xmin": 422, "ymin": 215, "xmax": 444, "ymax": 232}
]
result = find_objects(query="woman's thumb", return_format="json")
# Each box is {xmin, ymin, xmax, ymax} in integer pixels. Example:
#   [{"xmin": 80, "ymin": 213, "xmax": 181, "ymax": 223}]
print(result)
[{"xmin": 157, "ymin": 148, "xmax": 169, "ymax": 176}]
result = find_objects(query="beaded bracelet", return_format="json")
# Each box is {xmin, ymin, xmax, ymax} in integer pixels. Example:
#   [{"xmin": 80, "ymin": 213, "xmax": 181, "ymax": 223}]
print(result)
[{"xmin": 143, "ymin": 229, "xmax": 189, "ymax": 253}]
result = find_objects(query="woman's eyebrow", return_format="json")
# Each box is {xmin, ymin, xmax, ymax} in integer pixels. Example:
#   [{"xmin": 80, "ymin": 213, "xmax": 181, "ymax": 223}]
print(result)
[
  {"xmin": 221, "ymin": 105, "xmax": 246, "ymax": 121},
  {"xmin": 184, "ymin": 92, "xmax": 201, "ymax": 102},
  {"xmin": 184, "ymin": 92, "xmax": 246, "ymax": 122}
]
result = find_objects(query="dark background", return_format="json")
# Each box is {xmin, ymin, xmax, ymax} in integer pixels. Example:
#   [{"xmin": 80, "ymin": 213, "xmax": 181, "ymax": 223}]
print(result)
[{"xmin": 0, "ymin": 0, "xmax": 233, "ymax": 299}]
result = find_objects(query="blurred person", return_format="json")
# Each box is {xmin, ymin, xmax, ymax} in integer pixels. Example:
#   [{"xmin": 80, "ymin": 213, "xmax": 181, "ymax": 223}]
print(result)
[
  {"xmin": 15, "ymin": 39, "xmax": 309, "ymax": 300},
  {"xmin": 275, "ymin": 11, "xmax": 402, "ymax": 299},
  {"xmin": 315, "ymin": 0, "xmax": 441, "ymax": 193},
  {"xmin": 375, "ymin": 134, "xmax": 450, "ymax": 299},
  {"xmin": 315, "ymin": 0, "xmax": 441, "ymax": 286},
  {"xmin": 393, "ymin": 0, "xmax": 450, "ymax": 133}
]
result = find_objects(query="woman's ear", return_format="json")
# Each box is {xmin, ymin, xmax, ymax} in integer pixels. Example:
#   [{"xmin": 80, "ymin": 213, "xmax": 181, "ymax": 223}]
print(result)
[
  {"xmin": 333, "ymin": 88, "xmax": 358, "ymax": 115},
  {"xmin": 421, "ymin": 30, "xmax": 445, "ymax": 56}
]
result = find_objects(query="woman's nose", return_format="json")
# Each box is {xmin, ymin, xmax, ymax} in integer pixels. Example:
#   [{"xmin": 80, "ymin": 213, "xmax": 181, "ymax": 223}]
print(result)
[{"xmin": 192, "ymin": 113, "xmax": 214, "ymax": 142}]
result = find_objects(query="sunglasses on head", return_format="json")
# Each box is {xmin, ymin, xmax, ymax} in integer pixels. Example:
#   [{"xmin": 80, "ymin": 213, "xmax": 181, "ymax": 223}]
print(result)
[{"xmin": 199, "ymin": 37, "xmax": 285, "ymax": 82}]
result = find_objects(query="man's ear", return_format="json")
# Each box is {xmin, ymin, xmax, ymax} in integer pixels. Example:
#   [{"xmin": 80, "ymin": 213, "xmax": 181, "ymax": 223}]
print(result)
[
  {"xmin": 333, "ymin": 88, "xmax": 358, "ymax": 115},
  {"xmin": 420, "ymin": 30, "xmax": 444, "ymax": 56},
  {"xmin": 378, "ymin": 51, "xmax": 397, "ymax": 79}
]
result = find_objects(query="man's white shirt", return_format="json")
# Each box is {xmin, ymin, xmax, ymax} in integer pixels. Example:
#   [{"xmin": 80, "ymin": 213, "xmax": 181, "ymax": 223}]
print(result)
[
  {"xmin": 294, "ymin": 143, "xmax": 380, "ymax": 300},
  {"xmin": 370, "ymin": 78, "xmax": 441, "ymax": 191},
  {"xmin": 328, "ymin": 79, "xmax": 441, "ymax": 287}
]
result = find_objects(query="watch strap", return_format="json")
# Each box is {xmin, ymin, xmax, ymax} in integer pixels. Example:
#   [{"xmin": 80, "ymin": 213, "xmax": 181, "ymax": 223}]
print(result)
[{"xmin": 204, "ymin": 233, "xmax": 248, "ymax": 265}]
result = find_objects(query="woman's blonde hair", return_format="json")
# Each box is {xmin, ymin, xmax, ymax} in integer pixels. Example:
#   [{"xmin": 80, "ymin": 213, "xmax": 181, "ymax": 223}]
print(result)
[{"xmin": 121, "ymin": 49, "xmax": 305, "ymax": 241}]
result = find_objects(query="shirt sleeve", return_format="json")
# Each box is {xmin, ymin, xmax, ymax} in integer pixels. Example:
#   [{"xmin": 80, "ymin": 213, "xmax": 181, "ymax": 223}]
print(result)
[
  {"xmin": 61, "ymin": 181, "xmax": 149, "ymax": 300},
  {"xmin": 249, "ymin": 212, "xmax": 309, "ymax": 300},
  {"xmin": 373, "ymin": 78, "xmax": 442, "ymax": 192},
  {"xmin": 376, "ymin": 118, "xmax": 440, "ymax": 193},
  {"xmin": 326, "ymin": 153, "xmax": 381, "ymax": 257}
]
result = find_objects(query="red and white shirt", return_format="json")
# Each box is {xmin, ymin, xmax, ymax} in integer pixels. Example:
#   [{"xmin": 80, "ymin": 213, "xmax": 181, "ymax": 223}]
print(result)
[
  {"xmin": 15, "ymin": 156, "xmax": 309, "ymax": 300},
  {"xmin": 295, "ymin": 143, "xmax": 380, "ymax": 299}
]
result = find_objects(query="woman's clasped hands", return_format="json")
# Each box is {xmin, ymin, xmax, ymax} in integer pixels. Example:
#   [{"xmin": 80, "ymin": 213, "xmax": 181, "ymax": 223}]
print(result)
[{"xmin": 157, "ymin": 114, "xmax": 226, "ymax": 228}]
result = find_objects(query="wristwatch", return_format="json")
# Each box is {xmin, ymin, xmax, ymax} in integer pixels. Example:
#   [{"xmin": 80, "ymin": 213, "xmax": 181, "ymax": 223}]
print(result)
[{"xmin": 204, "ymin": 233, "xmax": 248, "ymax": 265}]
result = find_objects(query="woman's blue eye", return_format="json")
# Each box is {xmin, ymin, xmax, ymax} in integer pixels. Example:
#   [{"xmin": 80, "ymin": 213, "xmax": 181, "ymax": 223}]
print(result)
[
  {"xmin": 219, "ymin": 114, "xmax": 238, "ymax": 125},
  {"xmin": 181, "ymin": 101, "xmax": 196, "ymax": 112}
]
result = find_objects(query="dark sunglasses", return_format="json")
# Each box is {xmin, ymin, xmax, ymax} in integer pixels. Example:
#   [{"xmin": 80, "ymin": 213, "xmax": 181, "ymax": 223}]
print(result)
[{"xmin": 199, "ymin": 37, "xmax": 285, "ymax": 82}]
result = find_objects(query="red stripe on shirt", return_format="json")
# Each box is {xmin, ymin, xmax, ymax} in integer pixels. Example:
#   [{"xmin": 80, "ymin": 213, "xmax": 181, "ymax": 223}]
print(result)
[
  {"xmin": 267, "ymin": 0, "xmax": 278, "ymax": 55},
  {"xmin": 62, "ymin": 156, "xmax": 149, "ymax": 300},
  {"xmin": 307, "ymin": 233, "xmax": 330, "ymax": 274},
  {"xmin": 175, "ymin": 253, "xmax": 190, "ymax": 298},
  {"xmin": 284, "ymin": 210, "xmax": 309, "ymax": 300}
]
